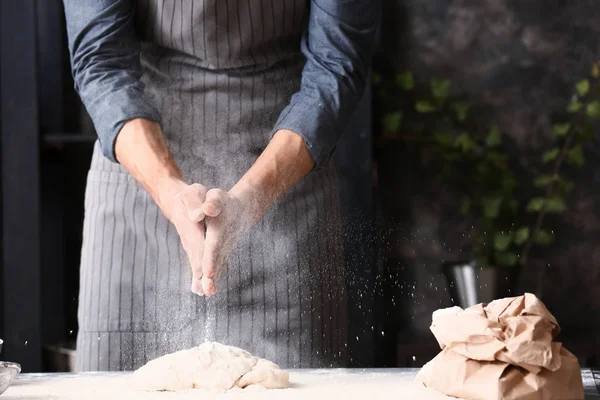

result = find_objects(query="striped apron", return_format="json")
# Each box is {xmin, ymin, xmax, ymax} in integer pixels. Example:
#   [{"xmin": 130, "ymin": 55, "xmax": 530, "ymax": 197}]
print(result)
[{"xmin": 75, "ymin": 0, "xmax": 348, "ymax": 371}]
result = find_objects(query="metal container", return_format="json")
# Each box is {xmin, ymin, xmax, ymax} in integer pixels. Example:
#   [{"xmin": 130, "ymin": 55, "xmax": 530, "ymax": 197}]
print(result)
[
  {"xmin": 0, "ymin": 362, "xmax": 21, "ymax": 395},
  {"xmin": 443, "ymin": 261, "xmax": 520, "ymax": 308}
]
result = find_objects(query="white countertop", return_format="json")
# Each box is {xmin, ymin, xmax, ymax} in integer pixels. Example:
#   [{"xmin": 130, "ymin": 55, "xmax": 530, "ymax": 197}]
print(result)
[{"xmin": 5, "ymin": 368, "xmax": 599, "ymax": 399}]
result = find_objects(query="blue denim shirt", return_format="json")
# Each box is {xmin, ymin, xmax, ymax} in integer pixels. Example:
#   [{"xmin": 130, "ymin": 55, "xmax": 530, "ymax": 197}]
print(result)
[{"xmin": 63, "ymin": 0, "xmax": 379, "ymax": 168}]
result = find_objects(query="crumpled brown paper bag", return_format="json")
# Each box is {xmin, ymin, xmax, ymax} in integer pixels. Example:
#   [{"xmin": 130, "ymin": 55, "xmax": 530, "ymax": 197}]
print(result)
[{"xmin": 416, "ymin": 293, "xmax": 584, "ymax": 400}]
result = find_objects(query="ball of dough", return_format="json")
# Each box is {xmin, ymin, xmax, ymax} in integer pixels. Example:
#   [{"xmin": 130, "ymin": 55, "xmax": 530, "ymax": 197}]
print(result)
[{"xmin": 132, "ymin": 342, "xmax": 289, "ymax": 391}]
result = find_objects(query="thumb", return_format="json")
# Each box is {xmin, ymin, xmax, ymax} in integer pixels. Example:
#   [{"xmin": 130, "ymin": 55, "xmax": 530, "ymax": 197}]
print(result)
[{"xmin": 202, "ymin": 188, "xmax": 226, "ymax": 218}]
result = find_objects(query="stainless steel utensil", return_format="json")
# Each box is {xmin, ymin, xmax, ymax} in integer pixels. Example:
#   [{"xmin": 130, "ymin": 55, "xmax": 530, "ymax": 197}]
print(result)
[{"xmin": 0, "ymin": 361, "xmax": 21, "ymax": 395}]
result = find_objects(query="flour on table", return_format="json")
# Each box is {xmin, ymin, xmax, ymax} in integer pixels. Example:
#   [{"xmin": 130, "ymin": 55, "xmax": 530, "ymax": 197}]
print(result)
[{"xmin": 131, "ymin": 342, "xmax": 289, "ymax": 391}]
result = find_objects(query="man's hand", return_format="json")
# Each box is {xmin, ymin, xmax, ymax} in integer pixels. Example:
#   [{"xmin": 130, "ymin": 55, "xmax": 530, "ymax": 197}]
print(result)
[
  {"xmin": 198, "ymin": 129, "xmax": 315, "ymax": 296},
  {"xmin": 158, "ymin": 182, "xmax": 209, "ymax": 295},
  {"xmin": 115, "ymin": 119, "xmax": 210, "ymax": 295},
  {"xmin": 197, "ymin": 188, "xmax": 263, "ymax": 296}
]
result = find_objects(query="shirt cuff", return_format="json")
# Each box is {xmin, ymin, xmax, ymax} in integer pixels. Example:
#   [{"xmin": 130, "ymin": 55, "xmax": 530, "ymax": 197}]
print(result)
[
  {"xmin": 272, "ymin": 99, "xmax": 338, "ymax": 169},
  {"xmin": 88, "ymin": 87, "xmax": 161, "ymax": 163}
]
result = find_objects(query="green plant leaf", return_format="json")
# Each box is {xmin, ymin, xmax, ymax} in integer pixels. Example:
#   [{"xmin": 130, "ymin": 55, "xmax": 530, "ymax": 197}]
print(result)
[
  {"xmin": 534, "ymin": 230, "xmax": 555, "ymax": 245},
  {"xmin": 494, "ymin": 233, "xmax": 513, "ymax": 251},
  {"xmin": 577, "ymin": 125, "xmax": 594, "ymax": 141},
  {"xmin": 452, "ymin": 102, "xmax": 470, "ymax": 122},
  {"xmin": 592, "ymin": 63, "xmax": 600, "ymax": 78},
  {"xmin": 526, "ymin": 198, "xmax": 546, "ymax": 212},
  {"xmin": 552, "ymin": 123, "xmax": 571, "ymax": 137},
  {"xmin": 460, "ymin": 197, "xmax": 471, "ymax": 215},
  {"xmin": 542, "ymin": 148, "xmax": 560, "ymax": 163},
  {"xmin": 431, "ymin": 79, "xmax": 451, "ymax": 100},
  {"xmin": 576, "ymin": 79, "xmax": 590, "ymax": 96},
  {"xmin": 482, "ymin": 196, "xmax": 503, "ymax": 219},
  {"xmin": 495, "ymin": 251, "xmax": 518, "ymax": 266},
  {"xmin": 566, "ymin": 144, "xmax": 585, "ymax": 166},
  {"xmin": 455, "ymin": 133, "xmax": 477, "ymax": 153},
  {"xmin": 486, "ymin": 125, "xmax": 502, "ymax": 147},
  {"xmin": 567, "ymin": 99, "xmax": 583, "ymax": 113},
  {"xmin": 396, "ymin": 71, "xmax": 414, "ymax": 91},
  {"xmin": 415, "ymin": 101, "xmax": 436, "ymax": 113},
  {"xmin": 526, "ymin": 196, "xmax": 566, "ymax": 213},
  {"xmin": 545, "ymin": 196, "xmax": 567, "ymax": 213},
  {"xmin": 557, "ymin": 176, "xmax": 575, "ymax": 193},
  {"xmin": 586, "ymin": 100, "xmax": 600, "ymax": 118},
  {"xmin": 534, "ymin": 175, "xmax": 554, "ymax": 188},
  {"xmin": 382, "ymin": 111, "xmax": 403, "ymax": 133},
  {"xmin": 514, "ymin": 227, "xmax": 530, "ymax": 245},
  {"xmin": 433, "ymin": 132, "xmax": 455, "ymax": 147}
]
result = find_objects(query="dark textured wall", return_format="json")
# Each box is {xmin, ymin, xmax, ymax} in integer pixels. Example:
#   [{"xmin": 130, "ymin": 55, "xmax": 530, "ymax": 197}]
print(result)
[{"xmin": 376, "ymin": 0, "xmax": 600, "ymax": 365}]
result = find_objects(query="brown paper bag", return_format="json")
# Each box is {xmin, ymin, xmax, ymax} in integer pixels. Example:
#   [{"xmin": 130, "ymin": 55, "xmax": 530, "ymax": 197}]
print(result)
[{"xmin": 416, "ymin": 293, "xmax": 584, "ymax": 400}]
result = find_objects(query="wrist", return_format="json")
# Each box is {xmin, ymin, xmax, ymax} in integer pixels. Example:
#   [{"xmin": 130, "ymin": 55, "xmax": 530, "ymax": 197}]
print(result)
[
  {"xmin": 155, "ymin": 177, "xmax": 187, "ymax": 221},
  {"xmin": 115, "ymin": 118, "xmax": 186, "ymax": 220},
  {"xmin": 230, "ymin": 129, "xmax": 312, "ymax": 218},
  {"xmin": 230, "ymin": 179, "xmax": 273, "ymax": 223}
]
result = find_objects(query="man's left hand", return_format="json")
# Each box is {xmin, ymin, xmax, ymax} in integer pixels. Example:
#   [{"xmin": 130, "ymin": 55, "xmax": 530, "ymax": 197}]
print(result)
[
  {"xmin": 198, "ymin": 187, "xmax": 264, "ymax": 296},
  {"xmin": 198, "ymin": 129, "xmax": 314, "ymax": 296}
]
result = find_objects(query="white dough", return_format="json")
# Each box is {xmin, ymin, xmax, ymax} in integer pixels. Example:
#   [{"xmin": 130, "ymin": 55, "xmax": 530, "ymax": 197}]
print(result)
[{"xmin": 131, "ymin": 342, "xmax": 289, "ymax": 391}]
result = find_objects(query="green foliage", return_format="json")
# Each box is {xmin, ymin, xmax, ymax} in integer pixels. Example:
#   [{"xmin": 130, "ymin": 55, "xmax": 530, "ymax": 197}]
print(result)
[
  {"xmin": 452, "ymin": 102, "xmax": 470, "ymax": 122},
  {"xmin": 577, "ymin": 125, "xmax": 594, "ymax": 141},
  {"xmin": 526, "ymin": 197, "xmax": 546, "ymax": 212},
  {"xmin": 542, "ymin": 148, "xmax": 559, "ymax": 163},
  {"xmin": 396, "ymin": 71, "xmax": 414, "ymax": 91},
  {"xmin": 514, "ymin": 227, "xmax": 530, "ymax": 245},
  {"xmin": 486, "ymin": 126, "xmax": 502, "ymax": 147},
  {"xmin": 567, "ymin": 99, "xmax": 583, "ymax": 113},
  {"xmin": 576, "ymin": 80, "xmax": 590, "ymax": 96},
  {"xmin": 552, "ymin": 123, "xmax": 570, "ymax": 137},
  {"xmin": 586, "ymin": 101, "xmax": 600, "ymax": 118},
  {"xmin": 592, "ymin": 63, "xmax": 600, "ymax": 78},
  {"xmin": 534, "ymin": 230, "xmax": 555, "ymax": 245},
  {"xmin": 534, "ymin": 175, "xmax": 553, "ymax": 188},
  {"xmin": 566, "ymin": 144, "xmax": 585, "ymax": 166},
  {"xmin": 495, "ymin": 251, "xmax": 518, "ymax": 266},
  {"xmin": 431, "ymin": 79, "xmax": 451, "ymax": 101},
  {"xmin": 455, "ymin": 133, "xmax": 477, "ymax": 153},
  {"xmin": 494, "ymin": 232, "xmax": 513, "ymax": 251},
  {"xmin": 415, "ymin": 101, "xmax": 436, "ymax": 113},
  {"xmin": 526, "ymin": 197, "xmax": 567, "ymax": 213},
  {"xmin": 382, "ymin": 112, "xmax": 402, "ymax": 133},
  {"xmin": 374, "ymin": 63, "xmax": 598, "ymax": 269},
  {"xmin": 545, "ymin": 196, "xmax": 567, "ymax": 213},
  {"xmin": 482, "ymin": 197, "xmax": 503, "ymax": 219}
]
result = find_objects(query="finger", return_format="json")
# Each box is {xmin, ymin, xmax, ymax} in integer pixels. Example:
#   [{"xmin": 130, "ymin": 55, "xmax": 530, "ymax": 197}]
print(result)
[
  {"xmin": 202, "ymin": 221, "xmax": 221, "ymax": 296},
  {"xmin": 191, "ymin": 276, "xmax": 204, "ymax": 296},
  {"xmin": 188, "ymin": 247, "xmax": 204, "ymax": 296},
  {"xmin": 181, "ymin": 221, "xmax": 206, "ymax": 296},
  {"xmin": 181, "ymin": 183, "xmax": 207, "ymax": 222},
  {"xmin": 202, "ymin": 188, "xmax": 226, "ymax": 217}
]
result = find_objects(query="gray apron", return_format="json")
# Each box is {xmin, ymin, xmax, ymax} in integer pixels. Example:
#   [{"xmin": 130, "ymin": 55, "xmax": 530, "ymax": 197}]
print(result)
[{"xmin": 76, "ymin": 0, "xmax": 348, "ymax": 371}]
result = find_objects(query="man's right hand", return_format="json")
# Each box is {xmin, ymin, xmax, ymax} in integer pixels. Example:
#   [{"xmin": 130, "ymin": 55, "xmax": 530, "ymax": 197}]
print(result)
[
  {"xmin": 115, "ymin": 119, "xmax": 208, "ymax": 296},
  {"xmin": 157, "ymin": 181, "xmax": 208, "ymax": 295}
]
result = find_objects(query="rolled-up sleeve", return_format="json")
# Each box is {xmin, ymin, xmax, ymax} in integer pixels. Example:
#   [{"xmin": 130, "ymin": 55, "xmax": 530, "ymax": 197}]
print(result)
[
  {"xmin": 273, "ymin": 0, "xmax": 380, "ymax": 168},
  {"xmin": 63, "ymin": 0, "xmax": 160, "ymax": 162}
]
